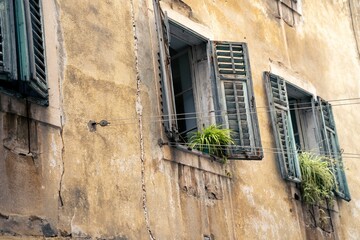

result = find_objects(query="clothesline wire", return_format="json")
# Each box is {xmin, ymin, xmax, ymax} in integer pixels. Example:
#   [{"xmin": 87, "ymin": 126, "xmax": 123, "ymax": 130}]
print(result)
[
  {"xmin": 165, "ymin": 142, "xmax": 360, "ymax": 159},
  {"xmin": 105, "ymin": 101, "xmax": 360, "ymax": 125}
]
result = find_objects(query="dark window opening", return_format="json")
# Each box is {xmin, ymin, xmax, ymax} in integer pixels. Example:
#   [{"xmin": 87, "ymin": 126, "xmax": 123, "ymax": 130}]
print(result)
[
  {"xmin": 170, "ymin": 43, "xmax": 197, "ymax": 141},
  {"xmin": 286, "ymin": 83, "xmax": 315, "ymax": 152},
  {"xmin": 168, "ymin": 21, "xmax": 207, "ymax": 142}
]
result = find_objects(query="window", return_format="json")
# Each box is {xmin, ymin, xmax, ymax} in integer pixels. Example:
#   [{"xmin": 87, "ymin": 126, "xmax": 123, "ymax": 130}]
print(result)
[
  {"xmin": 154, "ymin": 2, "xmax": 263, "ymax": 160},
  {"xmin": 0, "ymin": 0, "xmax": 48, "ymax": 105},
  {"xmin": 277, "ymin": 0, "xmax": 302, "ymax": 26},
  {"xmin": 265, "ymin": 72, "xmax": 350, "ymax": 201}
]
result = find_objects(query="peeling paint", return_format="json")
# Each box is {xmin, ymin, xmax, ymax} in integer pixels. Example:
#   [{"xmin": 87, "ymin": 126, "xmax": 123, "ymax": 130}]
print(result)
[{"xmin": 241, "ymin": 185, "xmax": 255, "ymax": 206}]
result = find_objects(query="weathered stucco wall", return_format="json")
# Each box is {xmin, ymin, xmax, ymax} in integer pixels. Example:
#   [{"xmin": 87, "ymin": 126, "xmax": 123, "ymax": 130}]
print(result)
[
  {"xmin": 58, "ymin": 0, "xmax": 147, "ymax": 238},
  {"xmin": 0, "ymin": 0, "xmax": 64, "ymax": 236},
  {"xmin": 0, "ymin": 0, "xmax": 359, "ymax": 239},
  {"xmin": 140, "ymin": 0, "xmax": 360, "ymax": 239}
]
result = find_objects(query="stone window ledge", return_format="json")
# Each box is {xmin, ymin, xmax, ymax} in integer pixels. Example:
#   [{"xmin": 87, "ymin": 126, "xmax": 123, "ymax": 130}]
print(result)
[{"xmin": 162, "ymin": 145, "xmax": 232, "ymax": 178}]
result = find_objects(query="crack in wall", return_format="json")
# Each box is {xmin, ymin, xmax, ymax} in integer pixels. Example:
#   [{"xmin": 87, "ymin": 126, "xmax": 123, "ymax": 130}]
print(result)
[
  {"xmin": 54, "ymin": 0, "xmax": 67, "ymax": 229},
  {"xmin": 130, "ymin": 1, "xmax": 156, "ymax": 239},
  {"xmin": 58, "ymin": 125, "xmax": 65, "ymax": 208}
]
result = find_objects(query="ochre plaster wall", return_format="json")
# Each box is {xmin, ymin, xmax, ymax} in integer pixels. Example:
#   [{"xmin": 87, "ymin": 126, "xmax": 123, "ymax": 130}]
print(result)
[{"xmin": 141, "ymin": 0, "xmax": 360, "ymax": 239}]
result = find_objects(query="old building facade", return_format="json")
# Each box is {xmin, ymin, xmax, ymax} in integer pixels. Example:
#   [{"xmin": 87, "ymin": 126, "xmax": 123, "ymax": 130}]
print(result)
[{"xmin": 0, "ymin": 0, "xmax": 360, "ymax": 239}]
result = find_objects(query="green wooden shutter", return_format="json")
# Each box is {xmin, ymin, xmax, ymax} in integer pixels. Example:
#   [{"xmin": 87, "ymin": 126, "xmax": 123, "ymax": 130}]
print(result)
[
  {"xmin": 213, "ymin": 42, "xmax": 263, "ymax": 159},
  {"xmin": 15, "ymin": 0, "xmax": 30, "ymax": 81},
  {"xmin": 0, "ymin": 0, "xmax": 17, "ymax": 81},
  {"xmin": 317, "ymin": 98, "xmax": 350, "ymax": 201},
  {"xmin": 26, "ymin": 0, "xmax": 47, "ymax": 100},
  {"xmin": 153, "ymin": 0, "xmax": 177, "ymax": 139},
  {"xmin": 14, "ymin": 0, "xmax": 47, "ymax": 104},
  {"xmin": 265, "ymin": 72, "xmax": 301, "ymax": 182},
  {"xmin": 19, "ymin": 0, "xmax": 48, "ymax": 103}
]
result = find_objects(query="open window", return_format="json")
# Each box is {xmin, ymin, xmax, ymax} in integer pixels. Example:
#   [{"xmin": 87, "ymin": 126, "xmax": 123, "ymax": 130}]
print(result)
[
  {"xmin": 0, "ymin": 0, "xmax": 48, "ymax": 105},
  {"xmin": 154, "ymin": 1, "xmax": 263, "ymax": 160},
  {"xmin": 265, "ymin": 72, "xmax": 350, "ymax": 201}
]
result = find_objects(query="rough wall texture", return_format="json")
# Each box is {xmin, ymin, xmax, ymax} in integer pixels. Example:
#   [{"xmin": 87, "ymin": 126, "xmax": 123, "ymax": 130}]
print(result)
[{"xmin": 0, "ymin": 0, "xmax": 359, "ymax": 239}]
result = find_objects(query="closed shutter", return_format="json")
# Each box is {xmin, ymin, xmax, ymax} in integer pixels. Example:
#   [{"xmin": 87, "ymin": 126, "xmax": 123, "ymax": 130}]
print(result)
[
  {"xmin": 26, "ymin": 0, "xmax": 47, "ymax": 99},
  {"xmin": 153, "ymin": 0, "xmax": 177, "ymax": 139},
  {"xmin": 265, "ymin": 72, "xmax": 301, "ymax": 182},
  {"xmin": 317, "ymin": 98, "xmax": 350, "ymax": 201},
  {"xmin": 0, "ymin": 0, "xmax": 17, "ymax": 81},
  {"xmin": 14, "ymin": 0, "xmax": 47, "ymax": 104},
  {"xmin": 213, "ymin": 42, "xmax": 262, "ymax": 159}
]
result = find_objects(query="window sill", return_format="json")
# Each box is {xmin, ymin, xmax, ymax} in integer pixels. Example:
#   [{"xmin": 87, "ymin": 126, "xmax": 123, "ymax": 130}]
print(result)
[
  {"xmin": 162, "ymin": 144, "xmax": 232, "ymax": 178},
  {"xmin": 0, "ymin": 92, "xmax": 61, "ymax": 128}
]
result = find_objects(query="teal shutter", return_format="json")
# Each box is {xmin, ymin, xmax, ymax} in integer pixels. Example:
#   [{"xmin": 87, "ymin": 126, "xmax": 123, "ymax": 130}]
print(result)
[
  {"xmin": 13, "ymin": 0, "xmax": 47, "ymax": 104},
  {"xmin": 153, "ymin": 0, "xmax": 177, "ymax": 139},
  {"xmin": 317, "ymin": 98, "xmax": 350, "ymax": 201},
  {"xmin": 15, "ymin": 0, "xmax": 30, "ymax": 81},
  {"xmin": 26, "ymin": 0, "xmax": 48, "ymax": 99},
  {"xmin": 0, "ymin": 0, "xmax": 47, "ymax": 104},
  {"xmin": 0, "ymin": 0, "xmax": 17, "ymax": 81},
  {"xmin": 213, "ymin": 42, "xmax": 263, "ymax": 159},
  {"xmin": 265, "ymin": 72, "xmax": 301, "ymax": 182}
]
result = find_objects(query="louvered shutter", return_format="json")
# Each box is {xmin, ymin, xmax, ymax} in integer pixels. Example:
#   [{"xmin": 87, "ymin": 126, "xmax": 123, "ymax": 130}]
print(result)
[
  {"xmin": 0, "ymin": 0, "xmax": 17, "ymax": 82},
  {"xmin": 153, "ymin": 0, "xmax": 177, "ymax": 139},
  {"xmin": 17, "ymin": 0, "xmax": 47, "ymax": 103},
  {"xmin": 317, "ymin": 98, "xmax": 350, "ymax": 201},
  {"xmin": 265, "ymin": 72, "xmax": 301, "ymax": 182},
  {"xmin": 26, "ymin": 0, "xmax": 47, "ymax": 100},
  {"xmin": 14, "ymin": 0, "xmax": 47, "ymax": 104},
  {"xmin": 213, "ymin": 42, "xmax": 262, "ymax": 159}
]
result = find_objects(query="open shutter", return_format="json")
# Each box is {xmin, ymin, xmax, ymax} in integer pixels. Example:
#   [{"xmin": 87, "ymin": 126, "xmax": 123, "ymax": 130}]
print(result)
[
  {"xmin": 0, "ymin": 0, "xmax": 17, "ymax": 81},
  {"xmin": 153, "ymin": 0, "xmax": 177, "ymax": 140},
  {"xmin": 317, "ymin": 98, "xmax": 350, "ymax": 201},
  {"xmin": 213, "ymin": 42, "xmax": 262, "ymax": 160},
  {"xmin": 265, "ymin": 72, "xmax": 301, "ymax": 182}
]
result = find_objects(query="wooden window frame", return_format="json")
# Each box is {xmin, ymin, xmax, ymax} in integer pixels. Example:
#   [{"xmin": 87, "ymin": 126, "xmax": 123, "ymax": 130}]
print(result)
[
  {"xmin": 265, "ymin": 72, "xmax": 351, "ymax": 201},
  {"xmin": 154, "ymin": 0, "xmax": 263, "ymax": 160}
]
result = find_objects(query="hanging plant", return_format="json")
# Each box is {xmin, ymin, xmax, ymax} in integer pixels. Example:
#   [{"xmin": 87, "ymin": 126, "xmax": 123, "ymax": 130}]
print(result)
[
  {"xmin": 298, "ymin": 152, "xmax": 336, "ymax": 205},
  {"xmin": 188, "ymin": 125, "xmax": 234, "ymax": 162}
]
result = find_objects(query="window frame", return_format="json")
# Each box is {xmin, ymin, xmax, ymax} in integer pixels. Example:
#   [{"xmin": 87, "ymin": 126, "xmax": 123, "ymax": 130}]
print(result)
[
  {"xmin": 265, "ymin": 72, "xmax": 351, "ymax": 201},
  {"xmin": 154, "ymin": 0, "xmax": 263, "ymax": 160}
]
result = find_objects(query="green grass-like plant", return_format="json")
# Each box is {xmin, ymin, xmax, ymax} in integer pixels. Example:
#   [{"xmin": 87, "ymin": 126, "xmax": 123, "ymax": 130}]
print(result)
[
  {"xmin": 188, "ymin": 125, "xmax": 234, "ymax": 161},
  {"xmin": 299, "ymin": 152, "xmax": 336, "ymax": 205}
]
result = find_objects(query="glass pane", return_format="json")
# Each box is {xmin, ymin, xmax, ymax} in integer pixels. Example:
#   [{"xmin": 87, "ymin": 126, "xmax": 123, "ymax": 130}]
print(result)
[{"xmin": 170, "ymin": 50, "xmax": 197, "ymax": 140}]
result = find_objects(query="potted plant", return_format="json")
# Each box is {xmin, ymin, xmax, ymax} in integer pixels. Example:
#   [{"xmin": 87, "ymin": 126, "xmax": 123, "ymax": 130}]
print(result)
[
  {"xmin": 298, "ymin": 152, "xmax": 336, "ymax": 205},
  {"xmin": 188, "ymin": 125, "xmax": 234, "ymax": 162}
]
